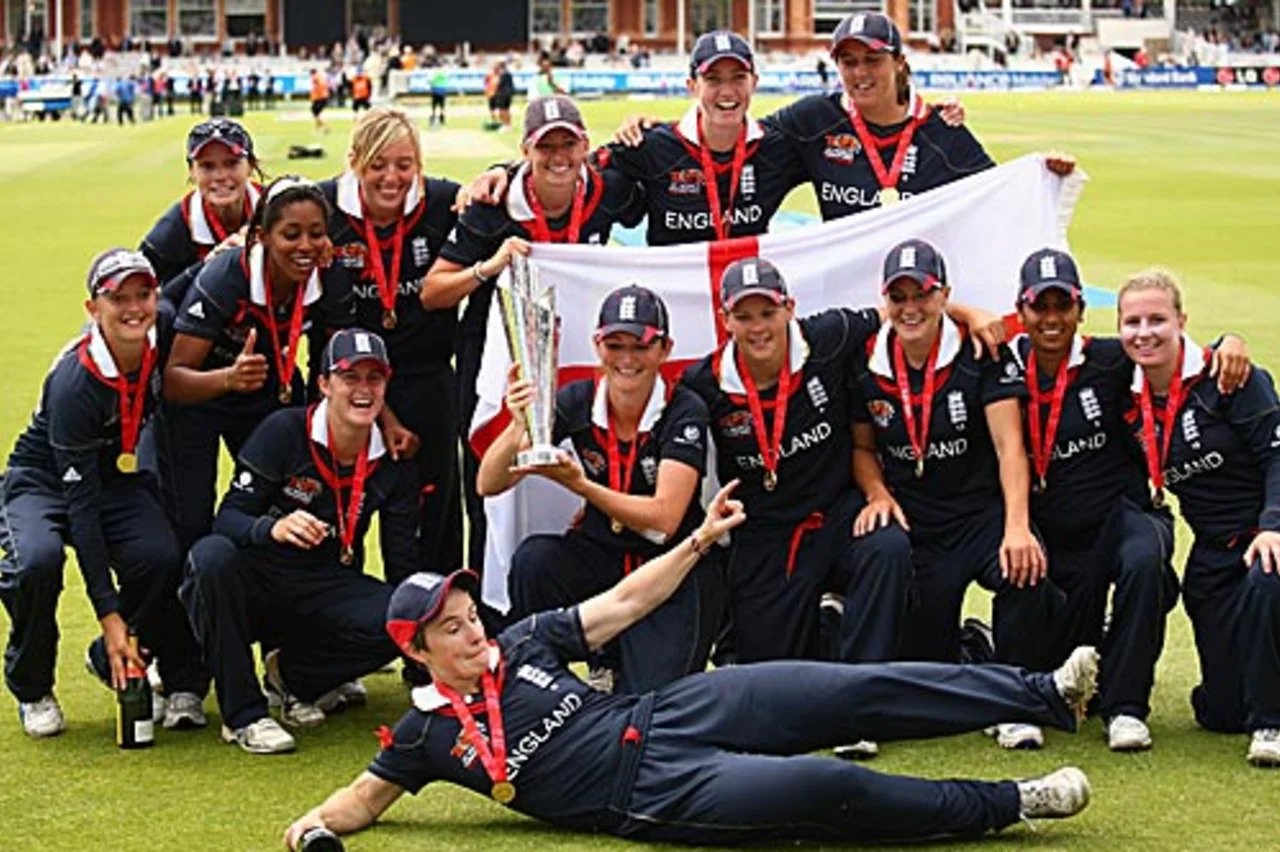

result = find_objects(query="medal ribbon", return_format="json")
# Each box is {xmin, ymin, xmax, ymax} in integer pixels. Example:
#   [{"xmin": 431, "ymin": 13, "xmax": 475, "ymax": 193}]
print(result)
[
  {"xmin": 523, "ymin": 170, "xmax": 586, "ymax": 243},
  {"xmin": 696, "ymin": 116, "xmax": 747, "ymax": 242},
  {"xmin": 306, "ymin": 413, "xmax": 375, "ymax": 559},
  {"xmin": 78, "ymin": 334, "xmax": 157, "ymax": 458},
  {"xmin": 200, "ymin": 191, "xmax": 254, "ymax": 245},
  {"xmin": 1026, "ymin": 348, "xmax": 1074, "ymax": 487},
  {"xmin": 435, "ymin": 664, "xmax": 511, "ymax": 792},
  {"xmin": 892, "ymin": 331, "xmax": 941, "ymax": 474},
  {"xmin": 736, "ymin": 341, "xmax": 791, "ymax": 490},
  {"xmin": 359, "ymin": 191, "xmax": 406, "ymax": 318},
  {"xmin": 259, "ymin": 266, "xmax": 309, "ymax": 397},
  {"xmin": 1138, "ymin": 342, "xmax": 1187, "ymax": 498},
  {"xmin": 846, "ymin": 94, "xmax": 926, "ymax": 195}
]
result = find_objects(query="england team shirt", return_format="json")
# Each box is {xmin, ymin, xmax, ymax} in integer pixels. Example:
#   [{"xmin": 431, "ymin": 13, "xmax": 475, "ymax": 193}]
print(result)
[
  {"xmin": 1122, "ymin": 342, "xmax": 1280, "ymax": 541},
  {"xmin": 851, "ymin": 316, "xmax": 1025, "ymax": 534},
  {"xmin": 212, "ymin": 401, "xmax": 420, "ymax": 575},
  {"xmin": 369, "ymin": 607, "xmax": 642, "ymax": 831},
  {"xmin": 322, "ymin": 173, "xmax": 463, "ymax": 369},
  {"xmin": 682, "ymin": 308, "xmax": 880, "ymax": 530},
  {"xmin": 6, "ymin": 325, "xmax": 162, "ymax": 617},
  {"xmin": 553, "ymin": 378, "xmax": 709, "ymax": 557},
  {"xmin": 603, "ymin": 106, "xmax": 807, "ymax": 246},
  {"xmin": 765, "ymin": 92, "xmax": 993, "ymax": 221},
  {"xmin": 140, "ymin": 185, "xmax": 263, "ymax": 285}
]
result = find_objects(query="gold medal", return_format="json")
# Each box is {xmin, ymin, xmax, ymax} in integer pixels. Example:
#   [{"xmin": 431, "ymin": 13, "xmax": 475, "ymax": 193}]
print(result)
[
  {"xmin": 763, "ymin": 470, "xmax": 778, "ymax": 492},
  {"xmin": 610, "ymin": 518, "xmax": 624, "ymax": 535},
  {"xmin": 491, "ymin": 781, "xmax": 516, "ymax": 804},
  {"xmin": 880, "ymin": 187, "xmax": 900, "ymax": 205},
  {"xmin": 339, "ymin": 545, "xmax": 354, "ymax": 566},
  {"xmin": 1035, "ymin": 475, "xmax": 1047, "ymax": 494},
  {"xmin": 914, "ymin": 458, "xmax": 924, "ymax": 479},
  {"xmin": 1152, "ymin": 488, "xmax": 1165, "ymax": 510},
  {"xmin": 382, "ymin": 308, "xmax": 397, "ymax": 330},
  {"xmin": 116, "ymin": 452, "xmax": 138, "ymax": 474},
  {"xmin": 278, "ymin": 386, "xmax": 292, "ymax": 405}
]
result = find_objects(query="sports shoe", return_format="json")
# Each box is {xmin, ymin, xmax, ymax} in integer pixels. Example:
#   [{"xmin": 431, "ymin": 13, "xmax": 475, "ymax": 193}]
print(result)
[
  {"xmin": 221, "ymin": 717, "xmax": 296, "ymax": 754},
  {"xmin": 1053, "ymin": 646, "xmax": 1099, "ymax": 718},
  {"xmin": 992, "ymin": 722, "xmax": 1044, "ymax": 750},
  {"xmin": 263, "ymin": 650, "xmax": 325, "ymax": 729},
  {"xmin": 162, "ymin": 692, "xmax": 208, "ymax": 730},
  {"xmin": 833, "ymin": 739, "xmax": 879, "ymax": 760},
  {"xmin": 85, "ymin": 638, "xmax": 111, "ymax": 688},
  {"xmin": 1107, "ymin": 715, "xmax": 1152, "ymax": 752},
  {"xmin": 819, "ymin": 593, "xmax": 844, "ymax": 661},
  {"xmin": 315, "ymin": 679, "xmax": 368, "ymax": 714},
  {"xmin": 1247, "ymin": 729, "xmax": 1280, "ymax": 767},
  {"xmin": 958, "ymin": 617, "xmax": 995, "ymax": 665},
  {"xmin": 18, "ymin": 695, "xmax": 65, "ymax": 738},
  {"xmin": 1017, "ymin": 767, "xmax": 1091, "ymax": 819}
]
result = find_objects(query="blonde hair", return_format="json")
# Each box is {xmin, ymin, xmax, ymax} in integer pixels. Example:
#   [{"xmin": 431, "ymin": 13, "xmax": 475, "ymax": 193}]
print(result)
[
  {"xmin": 1117, "ymin": 267, "xmax": 1184, "ymax": 315},
  {"xmin": 347, "ymin": 106, "xmax": 423, "ymax": 174}
]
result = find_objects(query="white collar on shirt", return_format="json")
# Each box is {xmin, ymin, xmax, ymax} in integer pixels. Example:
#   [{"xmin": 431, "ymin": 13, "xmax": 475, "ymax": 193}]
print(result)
[
  {"xmin": 307, "ymin": 398, "xmax": 388, "ymax": 462},
  {"xmin": 840, "ymin": 86, "xmax": 928, "ymax": 123},
  {"xmin": 410, "ymin": 644, "xmax": 502, "ymax": 712},
  {"xmin": 1129, "ymin": 335, "xmax": 1206, "ymax": 394},
  {"xmin": 1009, "ymin": 331, "xmax": 1087, "ymax": 373},
  {"xmin": 674, "ymin": 103, "xmax": 765, "ymax": 146},
  {"xmin": 504, "ymin": 160, "xmax": 590, "ymax": 223},
  {"xmin": 591, "ymin": 374, "xmax": 667, "ymax": 432},
  {"xmin": 186, "ymin": 185, "xmax": 261, "ymax": 246},
  {"xmin": 869, "ymin": 313, "xmax": 963, "ymax": 379},
  {"xmin": 86, "ymin": 322, "xmax": 157, "ymax": 379},
  {"xmin": 718, "ymin": 318, "xmax": 808, "ymax": 395},
  {"xmin": 335, "ymin": 168, "xmax": 422, "ymax": 220},
  {"xmin": 248, "ymin": 242, "xmax": 323, "ymax": 308}
]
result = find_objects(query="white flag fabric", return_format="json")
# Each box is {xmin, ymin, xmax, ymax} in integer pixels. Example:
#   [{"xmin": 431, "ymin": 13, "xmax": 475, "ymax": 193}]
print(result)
[{"xmin": 470, "ymin": 154, "xmax": 1086, "ymax": 611}]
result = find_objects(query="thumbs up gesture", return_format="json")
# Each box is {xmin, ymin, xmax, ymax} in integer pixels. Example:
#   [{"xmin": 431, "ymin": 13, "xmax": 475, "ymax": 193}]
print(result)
[{"xmin": 225, "ymin": 326, "xmax": 269, "ymax": 393}]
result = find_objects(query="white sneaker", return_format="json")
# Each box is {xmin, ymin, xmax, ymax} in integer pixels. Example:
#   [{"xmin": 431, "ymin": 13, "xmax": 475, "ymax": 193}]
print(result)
[
  {"xmin": 833, "ymin": 739, "xmax": 879, "ymax": 760},
  {"xmin": 1247, "ymin": 729, "xmax": 1280, "ymax": 767},
  {"xmin": 315, "ymin": 679, "xmax": 368, "ymax": 714},
  {"xmin": 18, "ymin": 695, "xmax": 65, "ymax": 738},
  {"xmin": 162, "ymin": 692, "xmax": 208, "ymax": 730},
  {"xmin": 1017, "ymin": 766, "xmax": 1091, "ymax": 819},
  {"xmin": 1107, "ymin": 715, "xmax": 1152, "ymax": 752},
  {"xmin": 263, "ymin": 650, "xmax": 326, "ymax": 729},
  {"xmin": 993, "ymin": 722, "xmax": 1044, "ymax": 750},
  {"xmin": 1053, "ymin": 646, "xmax": 1100, "ymax": 718},
  {"xmin": 221, "ymin": 718, "xmax": 296, "ymax": 754}
]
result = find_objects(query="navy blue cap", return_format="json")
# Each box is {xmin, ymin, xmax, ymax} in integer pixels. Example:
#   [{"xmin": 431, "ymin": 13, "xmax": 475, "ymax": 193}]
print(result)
[
  {"xmin": 321, "ymin": 329, "xmax": 392, "ymax": 375},
  {"xmin": 596, "ymin": 285, "xmax": 670, "ymax": 343},
  {"xmin": 186, "ymin": 118, "xmax": 254, "ymax": 160},
  {"xmin": 882, "ymin": 239, "xmax": 947, "ymax": 292},
  {"xmin": 86, "ymin": 247, "xmax": 156, "ymax": 296},
  {"xmin": 1018, "ymin": 248, "xmax": 1083, "ymax": 304},
  {"xmin": 830, "ymin": 12, "xmax": 903, "ymax": 56},
  {"xmin": 719, "ymin": 257, "xmax": 788, "ymax": 309},
  {"xmin": 385, "ymin": 570, "xmax": 480, "ymax": 653},
  {"xmin": 690, "ymin": 30, "xmax": 755, "ymax": 76}
]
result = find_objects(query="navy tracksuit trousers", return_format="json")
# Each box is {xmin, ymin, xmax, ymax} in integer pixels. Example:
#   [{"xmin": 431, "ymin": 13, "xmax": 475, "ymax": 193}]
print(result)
[
  {"xmin": 614, "ymin": 660, "xmax": 1076, "ymax": 844},
  {"xmin": 508, "ymin": 530, "xmax": 724, "ymax": 694},
  {"xmin": 1183, "ymin": 537, "xmax": 1280, "ymax": 733},
  {"xmin": 1043, "ymin": 499, "xmax": 1178, "ymax": 721},
  {"xmin": 0, "ymin": 468, "xmax": 206, "ymax": 702},
  {"xmin": 179, "ymin": 534, "xmax": 399, "ymax": 730}
]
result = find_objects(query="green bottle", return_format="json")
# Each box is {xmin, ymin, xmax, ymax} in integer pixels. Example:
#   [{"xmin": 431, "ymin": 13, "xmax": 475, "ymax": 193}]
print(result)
[{"xmin": 116, "ymin": 634, "xmax": 154, "ymax": 749}]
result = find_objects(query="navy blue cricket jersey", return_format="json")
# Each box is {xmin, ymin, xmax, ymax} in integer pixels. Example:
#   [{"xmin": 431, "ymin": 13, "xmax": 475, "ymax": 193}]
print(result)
[
  {"xmin": 6, "ymin": 325, "xmax": 162, "ymax": 616},
  {"xmin": 765, "ymin": 92, "xmax": 993, "ymax": 221},
  {"xmin": 603, "ymin": 106, "xmax": 807, "ymax": 246},
  {"xmin": 1122, "ymin": 342, "xmax": 1280, "ymax": 541},
  {"xmin": 211, "ymin": 402, "xmax": 419, "ymax": 575},
  {"xmin": 322, "ymin": 172, "xmax": 462, "ymax": 369},
  {"xmin": 369, "ymin": 607, "xmax": 643, "ymax": 831},
  {"xmin": 171, "ymin": 244, "xmax": 353, "ymax": 413},
  {"xmin": 682, "ymin": 308, "xmax": 880, "ymax": 529},
  {"xmin": 140, "ymin": 185, "xmax": 262, "ymax": 286},
  {"xmin": 553, "ymin": 378, "xmax": 709, "ymax": 557},
  {"xmin": 851, "ymin": 317, "xmax": 1025, "ymax": 534}
]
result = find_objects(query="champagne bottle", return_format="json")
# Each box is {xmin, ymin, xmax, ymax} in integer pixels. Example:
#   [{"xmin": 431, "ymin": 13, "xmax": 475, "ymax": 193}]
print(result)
[
  {"xmin": 116, "ymin": 634, "xmax": 154, "ymax": 749},
  {"xmin": 298, "ymin": 827, "xmax": 345, "ymax": 851}
]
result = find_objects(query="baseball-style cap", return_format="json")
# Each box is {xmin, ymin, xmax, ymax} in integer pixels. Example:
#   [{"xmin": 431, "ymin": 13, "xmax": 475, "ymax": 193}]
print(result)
[
  {"xmin": 385, "ymin": 570, "xmax": 481, "ymax": 653},
  {"xmin": 86, "ymin": 248, "xmax": 156, "ymax": 297},
  {"xmin": 524, "ymin": 95, "xmax": 587, "ymax": 144},
  {"xmin": 690, "ymin": 30, "xmax": 755, "ymax": 76},
  {"xmin": 719, "ymin": 257, "xmax": 789, "ymax": 309},
  {"xmin": 1018, "ymin": 248, "xmax": 1083, "ymax": 304},
  {"xmin": 321, "ymin": 328, "xmax": 392, "ymax": 375},
  {"xmin": 595, "ymin": 284, "xmax": 670, "ymax": 344},
  {"xmin": 186, "ymin": 118, "xmax": 254, "ymax": 160},
  {"xmin": 882, "ymin": 238, "xmax": 947, "ymax": 292},
  {"xmin": 830, "ymin": 12, "xmax": 903, "ymax": 56}
]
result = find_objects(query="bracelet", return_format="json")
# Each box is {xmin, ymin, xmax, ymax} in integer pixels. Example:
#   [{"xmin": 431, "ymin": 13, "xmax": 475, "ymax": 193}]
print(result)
[
  {"xmin": 688, "ymin": 532, "xmax": 712, "ymax": 558},
  {"xmin": 472, "ymin": 261, "xmax": 487, "ymax": 283}
]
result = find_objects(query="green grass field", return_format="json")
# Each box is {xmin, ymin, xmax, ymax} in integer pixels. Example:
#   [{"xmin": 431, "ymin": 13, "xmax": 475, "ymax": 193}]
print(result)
[{"xmin": 1, "ymin": 90, "xmax": 1278, "ymax": 850}]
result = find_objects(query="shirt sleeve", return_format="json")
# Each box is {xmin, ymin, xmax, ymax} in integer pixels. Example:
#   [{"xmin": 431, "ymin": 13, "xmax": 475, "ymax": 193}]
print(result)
[
  {"xmin": 657, "ymin": 390, "xmax": 709, "ymax": 474},
  {"xmin": 378, "ymin": 461, "xmax": 426, "ymax": 575},
  {"xmin": 438, "ymin": 206, "xmax": 506, "ymax": 268},
  {"xmin": 367, "ymin": 710, "xmax": 438, "ymax": 795},
  {"xmin": 501, "ymin": 608, "xmax": 590, "ymax": 665},
  {"xmin": 980, "ymin": 344, "xmax": 1028, "ymax": 407},
  {"xmin": 211, "ymin": 418, "xmax": 290, "ymax": 547},
  {"xmin": 173, "ymin": 254, "xmax": 239, "ymax": 340},
  {"xmin": 1226, "ymin": 368, "xmax": 1280, "ymax": 532}
]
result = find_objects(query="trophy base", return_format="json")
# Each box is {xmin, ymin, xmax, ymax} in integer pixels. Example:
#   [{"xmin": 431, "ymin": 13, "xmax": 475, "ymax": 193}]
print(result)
[{"xmin": 517, "ymin": 446, "xmax": 560, "ymax": 467}]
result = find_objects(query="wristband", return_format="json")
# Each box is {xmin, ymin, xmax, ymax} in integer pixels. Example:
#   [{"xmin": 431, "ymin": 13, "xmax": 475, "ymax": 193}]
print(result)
[
  {"xmin": 472, "ymin": 261, "xmax": 487, "ymax": 284},
  {"xmin": 689, "ymin": 532, "xmax": 712, "ymax": 558}
]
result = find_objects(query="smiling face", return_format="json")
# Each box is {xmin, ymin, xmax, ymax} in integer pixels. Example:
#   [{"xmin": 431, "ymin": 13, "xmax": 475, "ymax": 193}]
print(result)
[
  {"xmin": 412, "ymin": 588, "xmax": 491, "ymax": 688},
  {"xmin": 885, "ymin": 278, "xmax": 948, "ymax": 350},
  {"xmin": 356, "ymin": 135, "xmax": 419, "ymax": 221},
  {"xmin": 319, "ymin": 360, "xmax": 388, "ymax": 428},
  {"xmin": 688, "ymin": 58, "xmax": 757, "ymax": 138},
  {"xmin": 1019, "ymin": 289, "xmax": 1083, "ymax": 361},
  {"xmin": 259, "ymin": 199, "xmax": 331, "ymax": 284},
  {"xmin": 594, "ymin": 331, "xmax": 670, "ymax": 396},
  {"xmin": 188, "ymin": 140, "xmax": 251, "ymax": 210},
  {"xmin": 723, "ymin": 294, "xmax": 794, "ymax": 373},
  {"xmin": 834, "ymin": 41, "xmax": 903, "ymax": 114},
  {"xmin": 88, "ymin": 275, "xmax": 157, "ymax": 348},
  {"xmin": 1118, "ymin": 287, "xmax": 1186, "ymax": 373},
  {"xmin": 524, "ymin": 127, "xmax": 588, "ymax": 191}
]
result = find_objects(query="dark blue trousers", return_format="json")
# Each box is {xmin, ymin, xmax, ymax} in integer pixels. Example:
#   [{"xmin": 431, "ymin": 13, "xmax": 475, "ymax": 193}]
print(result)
[
  {"xmin": 1183, "ymin": 537, "xmax": 1280, "ymax": 733},
  {"xmin": 508, "ymin": 529, "xmax": 723, "ymax": 694},
  {"xmin": 456, "ymin": 328, "xmax": 487, "ymax": 572},
  {"xmin": 616, "ymin": 660, "xmax": 1076, "ymax": 844},
  {"xmin": 0, "ymin": 467, "xmax": 206, "ymax": 702},
  {"xmin": 180, "ymin": 534, "xmax": 399, "ymax": 730},
  {"xmin": 729, "ymin": 490, "xmax": 910, "ymax": 664},
  {"xmin": 900, "ymin": 508, "xmax": 1063, "ymax": 670},
  {"xmin": 1043, "ymin": 500, "xmax": 1178, "ymax": 720}
]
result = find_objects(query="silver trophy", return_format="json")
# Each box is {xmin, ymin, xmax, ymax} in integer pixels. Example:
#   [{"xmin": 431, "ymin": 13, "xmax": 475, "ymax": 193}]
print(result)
[{"xmin": 499, "ymin": 254, "xmax": 560, "ymax": 467}]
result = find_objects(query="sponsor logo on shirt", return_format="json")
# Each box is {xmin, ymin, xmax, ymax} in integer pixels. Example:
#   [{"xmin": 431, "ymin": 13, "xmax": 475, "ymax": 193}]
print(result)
[
  {"xmin": 821, "ymin": 133, "xmax": 861, "ymax": 165},
  {"xmin": 867, "ymin": 398, "xmax": 895, "ymax": 428},
  {"xmin": 667, "ymin": 168, "xmax": 705, "ymax": 196},
  {"xmin": 1181, "ymin": 409, "xmax": 1201, "ymax": 449},
  {"xmin": 62, "ymin": 466, "xmax": 82, "ymax": 483},
  {"xmin": 674, "ymin": 424, "xmax": 702, "ymax": 446},
  {"xmin": 333, "ymin": 242, "xmax": 368, "ymax": 269},
  {"xmin": 231, "ymin": 470, "xmax": 254, "ymax": 492},
  {"xmin": 640, "ymin": 455, "xmax": 658, "ymax": 485},
  {"xmin": 580, "ymin": 447, "xmax": 606, "ymax": 476},
  {"xmin": 187, "ymin": 301, "xmax": 206, "ymax": 319},
  {"xmin": 515, "ymin": 664, "xmax": 557, "ymax": 690},
  {"xmin": 717, "ymin": 409, "xmax": 752, "ymax": 439},
  {"xmin": 739, "ymin": 164, "xmax": 756, "ymax": 198},
  {"xmin": 902, "ymin": 144, "xmax": 918, "ymax": 176},
  {"xmin": 283, "ymin": 475, "xmax": 323, "ymax": 505}
]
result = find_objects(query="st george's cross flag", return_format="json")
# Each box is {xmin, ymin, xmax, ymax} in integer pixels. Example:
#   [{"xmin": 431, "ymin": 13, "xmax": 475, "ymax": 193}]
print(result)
[{"xmin": 469, "ymin": 154, "xmax": 1087, "ymax": 611}]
